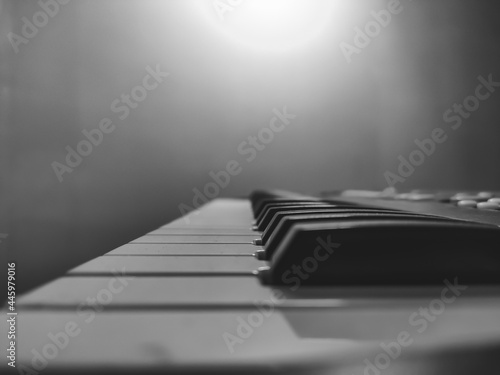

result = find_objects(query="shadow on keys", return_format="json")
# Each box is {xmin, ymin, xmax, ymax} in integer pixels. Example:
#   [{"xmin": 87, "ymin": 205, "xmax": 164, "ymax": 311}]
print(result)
[{"xmin": 309, "ymin": 339, "xmax": 500, "ymax": 375}]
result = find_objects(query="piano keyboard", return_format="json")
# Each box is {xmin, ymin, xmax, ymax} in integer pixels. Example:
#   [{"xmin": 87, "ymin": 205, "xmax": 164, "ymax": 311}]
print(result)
[{"xmin": 3, "ymin": 190, "xmax": 500, "ymax": 374}]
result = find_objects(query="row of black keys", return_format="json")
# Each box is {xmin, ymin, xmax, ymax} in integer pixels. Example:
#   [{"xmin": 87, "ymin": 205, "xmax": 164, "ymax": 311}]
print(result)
[{"xmin": 249, "ymin": 190, "xmax": 500, "ymax": 285}]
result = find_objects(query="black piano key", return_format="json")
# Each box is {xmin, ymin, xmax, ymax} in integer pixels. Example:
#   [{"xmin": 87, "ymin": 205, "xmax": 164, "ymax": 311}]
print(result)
[
  {"xmin": 259, "ymin": 220, "xmax": 500, "ymax": 285},
  {"xmin": 253, "ymin": 197, "xmax": 321, "ymax": 217},
  {"xmin": 254, "ymin": 201, "xmax": 329, "ymax": 225},
  {"xmin": 260, "ymin": 212, "xmax": 460, "ymax": 260},
  {"xmin": 255, "ymin": 204, "xmax": 348, "ymax": 230},
  {"xmin": 250, "ymin": 190, "xmax": 309, "ymax": 211},
  {"xmin": 257, "ymin": 206, "xmax": 411, "ymax": 235}
]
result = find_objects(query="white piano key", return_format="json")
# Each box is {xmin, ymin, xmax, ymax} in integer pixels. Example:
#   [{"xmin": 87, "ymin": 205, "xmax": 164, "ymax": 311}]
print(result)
[
  {"xmin": 106, "ymin": 243, "xmax": 258, "ymax": 255},
  {"xmin": 3, "ymin": 309, "xmax": 500, "ymax": 374},
  {"xmin": 1, "ymin": 310, "xmax": 367, "ymax": 371},
  {"xmin": 130, "ymin": 235, "xmax": 256, "ymax": 244},
  {"xmin": 68, "ymin": 256, "xmax": 262, "ymax": 274},
  {"xmin": 166, "ymin": 199, "xmax": 254, "ymax": 227},
  {"xmin": 17, "ymin": 274, "xmax": 500, "ymax": 310},
  {"xmin": 149, "ymin": 228, "xmax": 255, "ymax": 235},
  {"xmin": 16, "ymin": 277, "xmax": 277, "ymax": 307}
]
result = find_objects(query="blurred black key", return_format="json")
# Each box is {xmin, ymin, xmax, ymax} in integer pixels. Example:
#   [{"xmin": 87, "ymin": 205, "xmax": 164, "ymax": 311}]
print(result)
[
  {"xmin": 256, "ymin": 206, "xmax": 411, "ymax": 235},
  {"xmin": 255, "ymin": 204, "xmax": 348, "ymax": 230},
  {"xmin": 253, "ymin": 197, "xmax": 321, "ymax": 217},
  {"xmin": 250, "ymin": 190, "xmax": 308, "ymax": 211},
  {"xmin": 259, "ymin": 220, "xmax": 500, "ymax": 285},
  {"xmin": 258, "ymin": 212, "xmax": 459, "ymax": 260},
  {"xmin": 254, "ymin": 201, "xmax": 328, "ymax": 224}
]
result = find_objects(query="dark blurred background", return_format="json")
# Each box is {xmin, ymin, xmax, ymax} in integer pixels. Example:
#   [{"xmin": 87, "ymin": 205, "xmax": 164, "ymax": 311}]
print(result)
[{"xmin": 1, "ymin": 0, "xmax": 500, "ymax": 293}]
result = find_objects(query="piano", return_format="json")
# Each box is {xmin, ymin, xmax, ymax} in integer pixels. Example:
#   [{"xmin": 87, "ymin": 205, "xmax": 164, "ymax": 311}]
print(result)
[{"xmin": 3, "ymin": 189, "xmax": 500, "ymax": 374}]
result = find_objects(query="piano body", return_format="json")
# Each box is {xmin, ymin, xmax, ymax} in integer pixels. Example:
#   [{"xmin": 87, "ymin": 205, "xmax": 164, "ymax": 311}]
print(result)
[
  {"xmin": 3, "ymin": 190, "xmax": 500, "ymax": 374},
  {"xmin": 3, "ymin": 1, "xmax": 500, "ymax": 373}
]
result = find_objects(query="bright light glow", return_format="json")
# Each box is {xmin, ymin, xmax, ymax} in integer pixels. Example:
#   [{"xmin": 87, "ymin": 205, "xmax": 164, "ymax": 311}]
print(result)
[{"xmin": 194, "ymin": 0, "xmax": 343, "ymax": 52}]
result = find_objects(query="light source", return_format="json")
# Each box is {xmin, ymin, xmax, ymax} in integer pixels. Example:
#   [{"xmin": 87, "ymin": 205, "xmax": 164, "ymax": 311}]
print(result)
[{"xmin": 194, "ymin": 0, "xmax": 338, "ymax": 52}]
